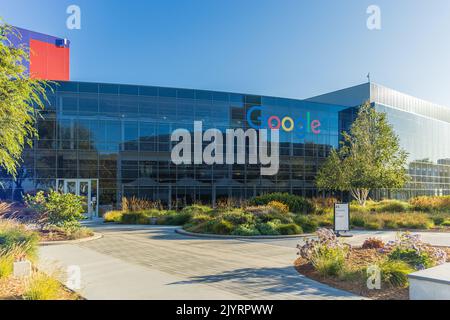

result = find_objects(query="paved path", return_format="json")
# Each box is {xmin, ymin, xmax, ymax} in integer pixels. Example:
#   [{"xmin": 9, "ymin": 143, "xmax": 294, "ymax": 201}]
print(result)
[
  {"xmin": 245, "ymin": 230, "xmax": 450, "ymax": 250},
  {"xmin": 39, "ymin": 225, "xmax": 450, "ymax": 300},
  {"xmin": 39, "ymin": 225, "xmax": 359, "ymax": 300}
]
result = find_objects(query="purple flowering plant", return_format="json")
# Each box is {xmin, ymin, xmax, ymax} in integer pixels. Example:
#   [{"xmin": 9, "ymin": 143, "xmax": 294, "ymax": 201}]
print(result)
[{"xmin": 381, "ymin": 232, "xmax": 447, "ymax": 269}]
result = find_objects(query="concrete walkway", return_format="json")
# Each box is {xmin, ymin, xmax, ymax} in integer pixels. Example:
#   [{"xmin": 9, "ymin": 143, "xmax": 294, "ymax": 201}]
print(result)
[
  {"xmin": 39, "ymin": 225, "xmax": 359, "ymax": 300},
  {"xmin": 38, "ymin": 225, "xmax": 450, "ymax": 300}
]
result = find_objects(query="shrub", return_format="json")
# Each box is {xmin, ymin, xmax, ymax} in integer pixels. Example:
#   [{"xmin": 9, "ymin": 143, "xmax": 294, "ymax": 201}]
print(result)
[
  {"xmin": 294, "ymin": 215, "xmax": 318, "ymax": 233},
  {"xmin": 245, "ymin": 205, "xmax": 293, "ymax": 223},
  {"xmin": 56, "ymin": 222, "xmax": 94, "ymax": 240},
  {"xmin": 189, "ymin": 214, "xmax": 214, "ymax": 225},
  {"xmin": 221, "ymin": 210, "xmax": 255, "ymax": 225},
  {"xmin": 409, "ymin": 196, "xmax": 450, "ymax": 212},
  {"xmin": 310, "ymin": 197, "xmax": 338, "ymax": 214},
  {"xmin": 350, "ymin": 214, "xmax": 366, "ymax": 228},
  {"xmin": 375, "ymin": 200, "xmax": 410, "ymax": 213},
  {"xmin": 388, "ymin": 248, "xmax": 434, "ymax": 269},
  {"xmin": 256, "ymin": 221, "xmax": 281, "ymax": 235},
  {"xmin": 267, "ymin": 201, "xmax": 289, "ymax": 214},
  {"xmin": 379, "ymin": 259, "xmax": 414, "ymax": 287},
  {"xmin": 365, "ymin": 221, "xmax": 383, "ymax": 230},
  {"xmin": 384, "ymin": 220, "xmax": 398, "ymax": 229},
  {"xmin": 24, "ymin": 272, "xmax": 61, "ymax": 300},
  {"xmin": 103, "ymin": 210, "xmax": 123, "ymax": 223},
  {"xmin": 25, "ymin": 191, "xmax": 85, "ymax": 227},
  {"xmin": 210, "ymin": 219, "xmax": 234, "ymax": 235},
  {"xmin": 240, "ymin": 206, "xmax": 267, "ymax": 216},
  {"xmin": 362, "ymin": 237, "xmax": 385, "ymax": 249},
  {"xmin": 250, "ymin": 193, "xmax": 314, "ymax": 214},
  {"xmin": 351, "ymin": 212, "xmax": 434, "ymax": 230},
  {"xmin": 181, "ymin": 205, "xmax": 213, "ymax": 215},
  {"xmin": 431, "ymin": 215, "xmax": 445, "ymax": 226},
  {"xmin": 120, "ymin": 211, "xmax": 150, "ymax": 224},
  {"xmin": 0, "ymin": 220, "xmax": 39, "ymax": 261},
  {"xmin": 350, "ymin": 202, "xmax": 370, "ymax": 213},
  {"xmin": 309, "ymin": 244, "xmax": 347, "ymax": 277},
  {"xmin": 276, "ymin": 223, "xmax": 302, "ymax": 235},
  {"xmin": 442, "ymin": 220, "xmax": 450, "ymax": 227},
  {"xmin": 383, "ymin": 232, "xmax": 447, "ymax": 268},
  {"xmin": 314, "ymin": 213, "xmax": 334, "ymax": 227},
  {"xmin": 298, "ymin": 229, "xmax": 349, "ymax": 277},
  {"xmin": 161, "ymin": 212, "xmax": 193, "ymax": 226},
  {"xmin": 232, "ymin": 224, "xmax": 261, "ymax": 236}
]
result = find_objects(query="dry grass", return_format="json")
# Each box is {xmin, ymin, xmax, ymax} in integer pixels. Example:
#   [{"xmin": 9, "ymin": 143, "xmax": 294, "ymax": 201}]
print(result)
[
  {"xmin": 0, "ymin": 272, "xmax": 80, "ymax": 300},
  {"xmin": 122, "ymin": 196, "xmax": 163, "ymax": 212}
]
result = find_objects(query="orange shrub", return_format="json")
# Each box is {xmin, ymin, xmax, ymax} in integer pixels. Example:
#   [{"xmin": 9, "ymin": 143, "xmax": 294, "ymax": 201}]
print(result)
[
  {"xmin": 409, "ymin": 196, "xmax": 450, "ymax": 212},
  {"xmin": 267, "ymin": 201, "xmax": 289, "ymax": 213}
]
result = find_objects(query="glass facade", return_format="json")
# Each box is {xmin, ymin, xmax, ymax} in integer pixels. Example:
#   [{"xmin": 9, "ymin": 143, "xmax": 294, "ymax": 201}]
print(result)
[
  {"xmin": 309, "ymin": 82, "xmax": 450, "ymax": 200},
  {"xmin": 1, "ymin": 81, "xmax": 449, "ymax": 213},
  {"xmin": 0, "ymin": 81, "xmax": 353, "ymax": 212},
  {"xmin": 375, "ymin": 103, "xmax": 450, "ymax": 199}
]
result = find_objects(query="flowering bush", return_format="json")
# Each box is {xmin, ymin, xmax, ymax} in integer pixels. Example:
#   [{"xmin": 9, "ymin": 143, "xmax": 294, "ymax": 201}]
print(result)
[
  {"xmin": 297, "ymin": 228, "xmax": 349, "ymax": 259},
  {"xmin": 297, "ymin": 228, "xmax": 350, "ymax": 276},
  {"xmin": 381, "ymin": 232, "xmax": 447, "ymax": 269}
]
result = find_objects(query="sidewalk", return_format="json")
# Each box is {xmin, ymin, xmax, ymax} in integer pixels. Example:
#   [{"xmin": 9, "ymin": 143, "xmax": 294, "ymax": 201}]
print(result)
[
  {"xmin": 39, "ymin": 244, "xmax": 244, "ymax": 300},
  {"xmin": 38, "ymin": 226, "xmax": 361, "ymax": 300}
]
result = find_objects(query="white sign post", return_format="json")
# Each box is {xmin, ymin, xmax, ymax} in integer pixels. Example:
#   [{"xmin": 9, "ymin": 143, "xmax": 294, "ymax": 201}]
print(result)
[{"xmin": 334, "ymin": 203, "xmax": 352, "ymax": 237}]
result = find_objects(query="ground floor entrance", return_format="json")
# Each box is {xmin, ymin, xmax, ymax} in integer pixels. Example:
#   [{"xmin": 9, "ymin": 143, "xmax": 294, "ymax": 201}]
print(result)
[{"xmin": 56, "ymin": 179, "xmax": 99, "ymax": 218}]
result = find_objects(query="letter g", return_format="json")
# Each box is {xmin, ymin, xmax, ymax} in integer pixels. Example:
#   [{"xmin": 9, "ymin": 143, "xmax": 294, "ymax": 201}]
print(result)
[{"xmin": 247, "ymin": 106, "xmax": 263, "ymax": 129}]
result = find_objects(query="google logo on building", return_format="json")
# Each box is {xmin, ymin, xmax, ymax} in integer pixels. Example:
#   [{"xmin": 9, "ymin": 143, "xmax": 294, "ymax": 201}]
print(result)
[{"xmin": 246, "ymin": 106, "xmax": 321, "ymax": 136}]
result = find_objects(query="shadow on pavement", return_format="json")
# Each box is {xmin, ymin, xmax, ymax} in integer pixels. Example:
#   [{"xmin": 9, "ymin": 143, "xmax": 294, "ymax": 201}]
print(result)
[{"xmin": 168, "ymin": 265, "xmax": 359, "ymax": 299}]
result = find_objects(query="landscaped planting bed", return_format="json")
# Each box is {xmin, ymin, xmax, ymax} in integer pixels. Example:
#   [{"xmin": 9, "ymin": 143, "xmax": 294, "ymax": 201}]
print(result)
[
  {"xmin": 104, "ymin": 194, "xmax": 450, "ymax": 236},
  {"xmin": 295, "ymin": 229, "xmax": 450, "ymax": 300},
  {"xmin": 0, "ymin": 219, "xmax": 81, "ymax": 300}
]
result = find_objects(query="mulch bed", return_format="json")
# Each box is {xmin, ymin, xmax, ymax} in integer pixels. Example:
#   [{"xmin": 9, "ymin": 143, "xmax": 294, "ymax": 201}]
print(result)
[{"xmin": 294, "ymin": 247, "xmax": 450, "ymax": 300}]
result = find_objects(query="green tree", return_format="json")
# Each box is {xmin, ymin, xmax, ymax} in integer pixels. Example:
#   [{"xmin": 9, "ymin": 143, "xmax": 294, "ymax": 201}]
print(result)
[
  {"xmin": 316, "ymin": 102, "xmax": 409, "ymax": 206},
  {"xmin": 0, "ymin": 20, "xmax": 49, "ymax": 177}
]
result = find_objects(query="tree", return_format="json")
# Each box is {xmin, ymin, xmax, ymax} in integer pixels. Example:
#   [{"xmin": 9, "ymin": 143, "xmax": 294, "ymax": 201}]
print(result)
[
  {"xmin": 316, "ymin": 102, "xmax": 409, "ymax": 206},
  {"xmin": 0, "ymin": 20, "xmax": 49, "ymax": 177}
]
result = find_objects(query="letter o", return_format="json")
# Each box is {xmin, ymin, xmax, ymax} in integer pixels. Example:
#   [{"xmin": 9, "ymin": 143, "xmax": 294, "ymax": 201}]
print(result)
[
  {"xmin": 281, "ymin": 117, "xmax": 294, "ymax": 132},
  {"xmin": 268, "ymin": 116, "xmax": 281, "ymax": 129}
]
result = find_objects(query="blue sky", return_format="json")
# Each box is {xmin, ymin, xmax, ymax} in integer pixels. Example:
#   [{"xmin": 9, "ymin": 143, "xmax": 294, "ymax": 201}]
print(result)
[{"xmin": 1, "ymin": 0, "xmax": 450, "ymax": 105}]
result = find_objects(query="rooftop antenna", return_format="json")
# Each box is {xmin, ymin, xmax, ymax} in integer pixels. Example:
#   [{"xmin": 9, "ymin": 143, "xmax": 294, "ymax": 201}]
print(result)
[{"xmin": 367, "ymin": 72, "xmax": 371, "ymax": 83}]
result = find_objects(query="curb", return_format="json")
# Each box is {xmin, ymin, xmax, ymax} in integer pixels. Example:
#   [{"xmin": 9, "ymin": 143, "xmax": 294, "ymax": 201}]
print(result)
[
  {"xmin": 39, "ymin": 232, "xmax": 103, "ymax": 246},
  {"xmin": 175, "ymin": 228, "xmax": 315, "ymax": 239}
]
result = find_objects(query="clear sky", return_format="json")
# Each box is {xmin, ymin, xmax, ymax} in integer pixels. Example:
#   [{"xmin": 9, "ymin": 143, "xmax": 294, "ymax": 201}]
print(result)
[{"xmin": 1, "ymin": 0, "xmax": 450, "ymax": 105}]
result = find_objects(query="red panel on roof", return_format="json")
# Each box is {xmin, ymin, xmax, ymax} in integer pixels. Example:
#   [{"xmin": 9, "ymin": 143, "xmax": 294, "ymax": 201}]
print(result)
[{"xmin": 30, "ymin": 39, "xmax": 70, "ymax": 81}]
